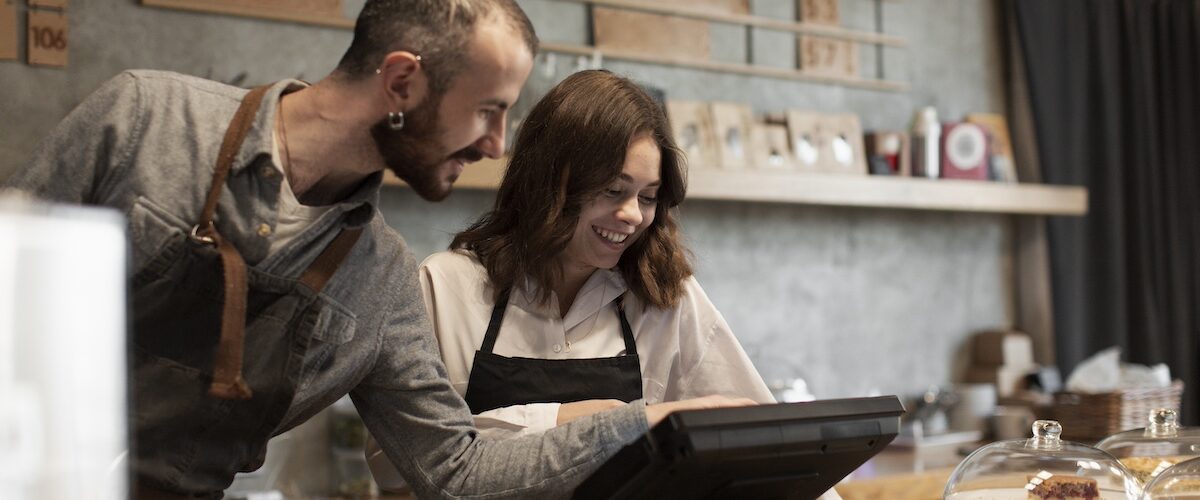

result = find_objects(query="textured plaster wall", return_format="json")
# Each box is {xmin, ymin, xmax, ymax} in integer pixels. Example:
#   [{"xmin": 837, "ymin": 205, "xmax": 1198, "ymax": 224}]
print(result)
[
  {"xmin": 395, "ymin": 0, "xmax": 1015, "ymax": 398},
  {"xmin": 1, "ymin": 0, "xmax": 1010, "ymax": 421}
]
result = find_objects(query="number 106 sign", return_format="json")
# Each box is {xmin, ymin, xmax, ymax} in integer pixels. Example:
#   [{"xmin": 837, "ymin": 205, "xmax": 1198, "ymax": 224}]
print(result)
[{"xmin": 28, "ymin": 10, "xmax": 68, "ymax": 67}]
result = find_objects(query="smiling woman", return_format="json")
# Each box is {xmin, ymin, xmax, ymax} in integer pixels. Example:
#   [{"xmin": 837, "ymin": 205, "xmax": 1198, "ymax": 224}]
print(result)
[
  {"xmin": 364, "ymin": 69, "xmax": 827, "ymax": 496},
  {"xmin": 455, "ymin": 69, "xmax": 693, "ymax": 312}
]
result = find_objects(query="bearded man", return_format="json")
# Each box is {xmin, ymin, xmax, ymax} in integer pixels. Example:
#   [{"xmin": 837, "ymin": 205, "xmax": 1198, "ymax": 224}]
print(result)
[{"xmin": 2, "ymin": 0, "xmax": 746, "ymax": 498}]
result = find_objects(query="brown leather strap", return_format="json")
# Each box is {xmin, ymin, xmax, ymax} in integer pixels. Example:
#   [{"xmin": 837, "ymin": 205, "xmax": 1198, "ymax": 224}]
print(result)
[
  {"xmin": 298, "ymin": 227, "xmax": 364, "ymax": 293},
  {"xmin": 199, "ymin": 85, "xmax": 271, "ymax": 401},
  {"xmin": 198, "ymin": 84, "xmax": 365, "ymax": 400},
  {"xmin": 205, "ymin": 229, "xmax": 252, "ymax": 399},
  {"xmin": 197, "ymin": 85, "xmax": 270, "ymax": 230}
]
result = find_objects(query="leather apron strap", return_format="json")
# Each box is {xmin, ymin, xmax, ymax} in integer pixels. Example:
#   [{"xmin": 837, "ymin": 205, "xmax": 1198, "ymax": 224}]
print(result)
[
  {"xmin": 298, "ymin": 227, "xmax": 364, "ymax": 292},
  {"xmin": 192, "ymin": 84, "xmax": 363, "ymax": 400},
  {"xmin": 192, "ymin": 84, "xmax": 271, "ymax": 400}
]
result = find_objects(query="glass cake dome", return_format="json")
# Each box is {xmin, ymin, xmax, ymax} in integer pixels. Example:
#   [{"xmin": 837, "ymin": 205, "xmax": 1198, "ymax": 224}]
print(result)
[
  {"xmin": 1097, "ymin": 409, "xmax": 1200, "ymax": 490},
  {"xmin": 1140, "ymin": 455, "xmax": 1200, "ymax": 499},
  {"xmin": 944, "ymin": 420, "xmax": 1140, "ymax": 499}
]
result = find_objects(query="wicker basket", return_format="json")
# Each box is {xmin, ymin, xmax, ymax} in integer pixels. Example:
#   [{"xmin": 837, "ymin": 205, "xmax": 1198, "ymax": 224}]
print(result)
[{"xmin": 1044, "ymin": 380, "xmax": 1184, "ymax": 444}]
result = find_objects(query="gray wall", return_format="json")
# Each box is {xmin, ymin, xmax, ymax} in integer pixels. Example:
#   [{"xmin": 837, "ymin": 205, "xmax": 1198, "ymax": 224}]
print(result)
[{"xmin": 0, "ymin": 0, "xmax": 1011, "ymax": 398}]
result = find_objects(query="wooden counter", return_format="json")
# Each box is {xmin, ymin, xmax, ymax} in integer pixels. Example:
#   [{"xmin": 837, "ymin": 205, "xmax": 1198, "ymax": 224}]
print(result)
[{"xmin": 836, "ymin": 441, "xmax": 980, "ymax": 500}]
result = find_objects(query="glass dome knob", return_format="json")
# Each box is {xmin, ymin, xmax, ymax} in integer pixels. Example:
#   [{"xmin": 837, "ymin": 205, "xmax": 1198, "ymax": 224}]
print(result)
[
  {"xmin": 1148, "ymin": 408, "xmax": 1179, "ymax": 437},
  {"xmin": 1031, "ymin": 420, "xmax": 1064, "ymax": 450}
]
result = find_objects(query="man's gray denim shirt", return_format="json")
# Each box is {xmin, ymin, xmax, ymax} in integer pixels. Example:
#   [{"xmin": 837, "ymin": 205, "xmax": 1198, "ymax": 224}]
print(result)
[{"xmin": 3, "ymin": 70, "xmax": 649, "ymax": 498}]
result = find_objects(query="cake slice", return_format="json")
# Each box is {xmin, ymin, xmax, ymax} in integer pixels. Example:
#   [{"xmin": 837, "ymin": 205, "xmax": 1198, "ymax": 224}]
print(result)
[
  {"xmin": 1120, "ymin": 455, "xmax": 1189, "ymax": 484},
  {"xmin": 1027, "ymin": 474, "xmax": 1099, "ymax": 500}
]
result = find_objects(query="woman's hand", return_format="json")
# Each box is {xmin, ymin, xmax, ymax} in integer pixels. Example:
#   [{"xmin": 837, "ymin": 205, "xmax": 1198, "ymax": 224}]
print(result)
[
  {"xmin": 556, "ymin": 399, "xmax": 626, "ymax": 425},
  {"xmin": 644, "ymin": 395, "xmax": 757, "ymax": 427}
]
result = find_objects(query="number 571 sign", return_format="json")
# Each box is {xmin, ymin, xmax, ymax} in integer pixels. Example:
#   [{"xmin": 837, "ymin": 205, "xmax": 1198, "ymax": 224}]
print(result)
[{"xmin": 28, "ymin": 10, "xmax": 67, "ymax": 67}]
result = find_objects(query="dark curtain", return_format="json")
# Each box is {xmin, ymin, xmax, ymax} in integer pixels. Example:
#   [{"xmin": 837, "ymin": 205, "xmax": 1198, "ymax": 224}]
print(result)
[{"xmin": 1013, "ymin": 0, "xmax": 1200, "ymax": 425}]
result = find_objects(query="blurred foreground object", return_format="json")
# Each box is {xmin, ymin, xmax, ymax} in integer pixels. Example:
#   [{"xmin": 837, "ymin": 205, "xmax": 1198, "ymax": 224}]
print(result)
[{"xmin": 0, "ymin": 193, "xmax": 128, "ymax": 500}]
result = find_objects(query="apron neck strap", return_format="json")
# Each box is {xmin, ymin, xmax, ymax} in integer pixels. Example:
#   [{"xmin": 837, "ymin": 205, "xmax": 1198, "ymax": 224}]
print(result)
[
  {"xmin": 198, "ymin": 85, "xmax": 271, "ymax": 232},
  {"xmin": 480, "ymin": 289, "xmax": 639, "ymax": 357},
  {"xmin": 613, "ymin": 294, "xmax": 639, "ymax": 357},
  {"xmin": 298, "ymin": 227, "xmax": 364, "ymax": 293},
  {"xmin": 203, "ymin": 84, "xmax": 272, "ymax": 401},
  {"xmin": 480, "ymin": 290, "xmax": 511, "ymax": 353},
  {"xmin": 200, "ymin": 84, "xmax": 363, "ymax": 400}
]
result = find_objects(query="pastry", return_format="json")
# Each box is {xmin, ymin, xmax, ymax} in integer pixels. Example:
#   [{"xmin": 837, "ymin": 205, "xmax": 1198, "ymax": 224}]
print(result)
[
  {"xmin": 1120, "ymin": 455, "xmax": 1191, "ymax": 484},
  {"xmin": 1026, "ymin": 475, "xmax": 1099, "ymax": 500}
]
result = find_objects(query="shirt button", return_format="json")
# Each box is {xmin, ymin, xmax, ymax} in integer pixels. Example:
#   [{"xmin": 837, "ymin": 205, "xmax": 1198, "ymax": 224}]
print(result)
[
  {"xmin": 552, "ymin": 344, "xmax": 562, "ymax": 353},
  {"xmin": 257, "ymin": 223, "xmax": 272, "ymax": 237}
]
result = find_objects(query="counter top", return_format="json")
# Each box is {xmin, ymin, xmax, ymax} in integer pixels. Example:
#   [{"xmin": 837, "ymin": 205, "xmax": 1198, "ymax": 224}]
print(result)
[{"xmin": 837, "ymin": 441, "xmax": 980, "ymax": 500}]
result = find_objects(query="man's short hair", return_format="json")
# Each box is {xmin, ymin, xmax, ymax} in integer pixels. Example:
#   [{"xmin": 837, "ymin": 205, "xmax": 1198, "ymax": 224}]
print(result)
[{"xmin": 336, "ymin": 0, "xmax": 538, "ymax": 97}]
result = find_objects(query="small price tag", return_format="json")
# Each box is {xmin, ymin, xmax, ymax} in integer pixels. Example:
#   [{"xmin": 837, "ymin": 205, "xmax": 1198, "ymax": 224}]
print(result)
[
  {"xmin": 28, "ymin": 0, "xmax": 67, "ymax": 8},
  {"xmin": 1, "ymin": 1, "xmax": 16, "ymax": 61},
  {"xmin": 27, "ymin": 9, "xmax": 67, "ymax": 67}
]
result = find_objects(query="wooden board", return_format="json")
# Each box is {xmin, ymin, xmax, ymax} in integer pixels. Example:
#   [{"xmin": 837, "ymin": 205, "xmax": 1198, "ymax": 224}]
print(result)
[
  {"xmin": 709, "ymin": 102, "xmax": 754, "ymax": 169},
  {"xmin": 666, "ymin": 100, "xmax": 719, "ymax": 170},
  {"xmin": 838, "ymin": 467, "xmax": 953, "ymax": 500},
  {"xmin": 27, "ymin": 9, "xmax": 67, "ymax": 67},
  {"xmin": 0, "ymin": 1, "xmax": 16, "ymax": 61},
  {"xmin": 797, "ymin": 0, "xmax": 839, "ymax": 25},
  {"xmin": 194, "ymin": 0, "xmax": 342, "ymax": 17},
  {"xmin": 817, "ymin": 112, "xmax": 867, "ymax": 175},
  {"xmin": 683, "ymin": 169, "xmax": 1088, "ymax": 215},
  {"xmin": 381, "ymin": 158, "xmax": 1089, "ymax": 216},
  {"xmin": 749, "ymin": 123, "xmax": 794, "ymax": 170},
  {"xmin": 798, "ymin": 35, "xmax": 858, "ymax": 77},
  {"xmin": 141, "ymin": 0, "xmax": 350, "ymax": 28},
  {"xmin": 667, "ymin": 0, "xmax": 748, "ymax": 15},
  {"xmin": 593, "ymin": 7, "xmax": 711, "ymax": 62},
  {"xmin": 28, "ymin": 0, "xmax": 67, "ymax": 8},
  {"xmin": 785, "ymin": 110, "xmax": 824, "ymax": 172},
  {"xmin": 543, "ymin": 40, "xmax": 905, "ymax": 91}
]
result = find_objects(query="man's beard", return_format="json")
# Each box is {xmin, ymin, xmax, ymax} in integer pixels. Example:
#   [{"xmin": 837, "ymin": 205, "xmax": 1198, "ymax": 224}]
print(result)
[{"xmin": 371, "ymin": 98, "xmax": 484, "ymax": 202}]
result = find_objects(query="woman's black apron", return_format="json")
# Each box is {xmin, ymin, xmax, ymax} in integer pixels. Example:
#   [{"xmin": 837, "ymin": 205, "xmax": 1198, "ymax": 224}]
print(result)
[{"xmin": 462, "ymin": 289, "xmax": 644, "ymax": 414}]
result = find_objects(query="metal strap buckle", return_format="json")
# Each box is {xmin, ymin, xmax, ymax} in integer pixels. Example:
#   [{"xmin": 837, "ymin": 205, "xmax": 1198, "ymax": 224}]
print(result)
[{"xmin": 189, "ymin": 223, "xmax": 217, "ymax": 246}]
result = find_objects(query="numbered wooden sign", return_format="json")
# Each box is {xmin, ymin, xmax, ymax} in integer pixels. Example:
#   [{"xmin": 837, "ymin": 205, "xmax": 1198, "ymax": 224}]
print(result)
[
  {"xmin": 28, "ymin": 10, "xmax": 67, "ymax": 67},
  {"xmin": 28, "ymin": 0, "xmax": 68, "ymax": 8},
  {"xmin": 798, "ymin": 36, "xmax": 857, "ymax": 77},
  {"xmin": 1, "ymin": 1, "xmax": 17, "ymax": 61},
  {"xmin": 798, "ymin": 0, "xmax": 839, "ymax": 26}
]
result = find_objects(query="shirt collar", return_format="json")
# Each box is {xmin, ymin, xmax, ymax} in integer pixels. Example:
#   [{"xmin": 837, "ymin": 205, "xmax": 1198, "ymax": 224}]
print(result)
[
  {"xmin": 511, "ymin": 268, "xmax": 631, "ymax": 329},
  {"xmin": 235, "ymin": 79, "xmax": 381, "ymax": 222},
  {"xmin": 233, "ymin": 79, "xmax": 306, "ymax": 176}
]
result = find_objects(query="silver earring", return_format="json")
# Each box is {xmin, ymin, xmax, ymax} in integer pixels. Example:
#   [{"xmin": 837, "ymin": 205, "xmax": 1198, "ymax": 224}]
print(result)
[{"xmin": 387, "ymin": 111, "xmax": 405, "ymax": 131}]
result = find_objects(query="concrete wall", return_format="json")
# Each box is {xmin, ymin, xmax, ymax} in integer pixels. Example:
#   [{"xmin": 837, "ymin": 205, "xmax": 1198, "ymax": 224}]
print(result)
[{"xmin": 1, "ymin": 0, "xmax": 1011, "ymax": 490}]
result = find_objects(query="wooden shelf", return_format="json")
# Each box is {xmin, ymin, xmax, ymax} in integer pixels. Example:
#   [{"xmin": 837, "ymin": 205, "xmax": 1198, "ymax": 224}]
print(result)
[
  {"xmin": 141, "ymin": 0, "xmax": 354, "ymax": 29},
  {"xmin": 541, "ymin": 42, "xmax": 908, "ymax": 92},
  {"xmin": 557, "ymin": 0, "xmax": 907, "ymax": 47},
  {"xmin": 383, "ymin": 158, "xmax": 1089, "ymax": 216},
  {"xmin": 140, "ymin": 0, "xmax": 907, "ymax": 91}
]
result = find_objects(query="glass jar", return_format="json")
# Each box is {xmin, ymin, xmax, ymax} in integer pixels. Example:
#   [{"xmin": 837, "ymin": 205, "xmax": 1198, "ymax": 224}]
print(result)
[
  {"xmin": 1097, "ymin": 409, "xmax": 1200, "ymax": 489},
  {"xmin": 944, "ymin": 420, "xmax": 1139, "ymax": 499},
  {"xmin": 1140, "ymin": 456, "xmax": 1200, "ymax": 499}
]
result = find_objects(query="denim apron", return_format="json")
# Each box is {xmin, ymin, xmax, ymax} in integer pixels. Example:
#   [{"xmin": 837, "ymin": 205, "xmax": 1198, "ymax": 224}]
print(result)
[
  {"xmin": 462, "ymin": 290, "xmax": 644, "ymax": 414},
  {"xmin": 130, "ymin": 85, "xmax": 362, "ymax": 497}
]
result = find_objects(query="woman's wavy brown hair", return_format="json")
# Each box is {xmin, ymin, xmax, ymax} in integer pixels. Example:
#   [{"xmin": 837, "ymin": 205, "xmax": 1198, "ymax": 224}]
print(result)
[{"xmin": 450, "ymin": 69, "xmax": 693, "ymax": 308}]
